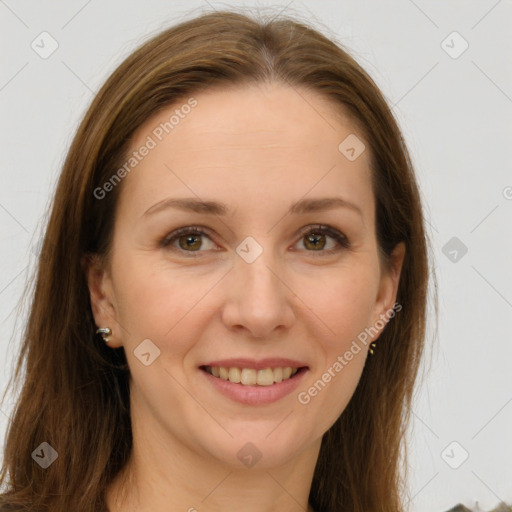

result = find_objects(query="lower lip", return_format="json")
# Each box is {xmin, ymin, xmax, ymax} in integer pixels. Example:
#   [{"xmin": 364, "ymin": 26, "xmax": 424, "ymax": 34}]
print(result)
[{"xmin": 200, "ymin": 367, "xmax": 308, "ymax": 405}]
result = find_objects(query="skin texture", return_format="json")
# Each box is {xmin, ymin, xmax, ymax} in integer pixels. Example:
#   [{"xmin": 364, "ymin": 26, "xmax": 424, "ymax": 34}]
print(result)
[{"xmin": 86, "ymin": 82, "xmax": 405, "ymax": 512}]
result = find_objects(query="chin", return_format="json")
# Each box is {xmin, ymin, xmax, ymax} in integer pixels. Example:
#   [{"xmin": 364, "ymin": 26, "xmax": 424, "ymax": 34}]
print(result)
[{"xmin": 197, "ymin": 424, "xmax": 314, "ymax": 470}]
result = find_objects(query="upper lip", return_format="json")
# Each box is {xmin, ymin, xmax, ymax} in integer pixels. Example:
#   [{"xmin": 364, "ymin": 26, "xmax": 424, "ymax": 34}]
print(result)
[{"xmin": 200, "ymin": 358, "xmax": 308, "ymax": 370}]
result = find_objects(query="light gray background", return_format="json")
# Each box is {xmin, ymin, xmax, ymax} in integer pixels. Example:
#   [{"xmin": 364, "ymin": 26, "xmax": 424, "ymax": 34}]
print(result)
[{"xmin": 1, "ymin": 1, "xmax": 511, "ymax": 511}]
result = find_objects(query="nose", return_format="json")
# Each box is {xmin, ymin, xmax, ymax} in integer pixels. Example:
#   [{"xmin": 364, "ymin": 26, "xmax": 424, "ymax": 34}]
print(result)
[{"xmin": 221, "ymin": 251, "xmax": 296, "ymax": 339}]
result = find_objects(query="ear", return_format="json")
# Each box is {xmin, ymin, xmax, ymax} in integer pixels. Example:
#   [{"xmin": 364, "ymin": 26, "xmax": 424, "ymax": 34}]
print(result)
[
  {"xmin": 82, "ymin": 253, "xmax": 123, "ymax": 348},
  {"xmin": 370, "ymin": 242, "xmax": 406, "ymax": 342}
]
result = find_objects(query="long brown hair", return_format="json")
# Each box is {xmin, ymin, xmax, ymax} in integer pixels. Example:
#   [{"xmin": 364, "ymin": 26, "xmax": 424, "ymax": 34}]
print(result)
[{"xmin": 0, "ymin": 8, "xmax": 436, "ymax": 511}]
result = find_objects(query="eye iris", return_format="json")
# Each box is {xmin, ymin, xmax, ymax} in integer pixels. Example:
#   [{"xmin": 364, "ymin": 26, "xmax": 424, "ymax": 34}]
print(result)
[
  {"xmin": 304, "ymin": 232, "xmax": 325, "ymax": 250},
  {"xmin": 179, "ymin": 234, "xmax": 201, "ymax": 250}
]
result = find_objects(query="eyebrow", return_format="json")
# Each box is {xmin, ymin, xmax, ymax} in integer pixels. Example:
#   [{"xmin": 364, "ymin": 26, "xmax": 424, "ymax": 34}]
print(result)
[{"xmin": 142, "ymin": 196, "xmax": 363, "ymax": 218}]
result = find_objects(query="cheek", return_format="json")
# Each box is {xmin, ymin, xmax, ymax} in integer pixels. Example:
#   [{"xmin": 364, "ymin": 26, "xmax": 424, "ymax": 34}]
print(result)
[
  {"xmin": 295, "ymin": 266, "xmax": 379, "ymax": 430},
  {"xmin": 296, "ymin": 275, "xmax": 375, "ymax": 433},
  {"xmin": 110, "ymin": 250, "xmax": 222, "ymax": 355},
  {"xmin": 304, "ymin": 264, "xmax": 380, "ymax": 351}
]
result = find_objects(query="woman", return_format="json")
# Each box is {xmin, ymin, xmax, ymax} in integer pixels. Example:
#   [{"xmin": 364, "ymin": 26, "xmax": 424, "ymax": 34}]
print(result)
[{"xmin": 0, "ymin": 9, "xmax": 434, "ymax": 512}]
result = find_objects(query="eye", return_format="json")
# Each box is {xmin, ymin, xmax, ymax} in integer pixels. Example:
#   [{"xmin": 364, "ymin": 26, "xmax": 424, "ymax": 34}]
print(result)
[
  {"xmin": 160, "ymin": 226, "xmax": 216, "ymax": 255},
  {"xmin": 295, "ymin": 224, "xmax": 350, "ymax": 253},
  {"xmin": 160, "ymin": 224, "xmax": 351, "ymax": 257}
]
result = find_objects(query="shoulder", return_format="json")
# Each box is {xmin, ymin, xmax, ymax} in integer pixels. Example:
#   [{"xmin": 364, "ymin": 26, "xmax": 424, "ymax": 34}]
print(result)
[{"xmin": 445, "ymin": 505, "xmax": 512, "ymax": 512}]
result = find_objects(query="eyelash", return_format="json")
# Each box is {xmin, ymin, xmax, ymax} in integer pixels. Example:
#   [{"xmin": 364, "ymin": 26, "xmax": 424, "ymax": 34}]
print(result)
[{"xmin": 160, "ymin": 224, "xmax": 351, "ymax": 256}]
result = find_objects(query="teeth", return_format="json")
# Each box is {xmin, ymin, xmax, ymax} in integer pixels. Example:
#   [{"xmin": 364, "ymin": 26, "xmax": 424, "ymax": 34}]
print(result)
[
  {"xmin": 228, "ymin": 367, "xmax": 241, "ymax": 383},
  {"xmin": 205, "ymin": 366, "xmax": 300, "ymax": 385},
  {"xmin": 241, "ymin": 368, "xmax": 257, "ymax": 385}
]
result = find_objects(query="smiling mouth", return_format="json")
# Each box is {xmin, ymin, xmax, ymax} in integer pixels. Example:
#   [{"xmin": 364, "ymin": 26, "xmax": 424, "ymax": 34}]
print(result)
[{"xmin": 200, "ymin": 365, "xmax": 307, "ymax": 386}]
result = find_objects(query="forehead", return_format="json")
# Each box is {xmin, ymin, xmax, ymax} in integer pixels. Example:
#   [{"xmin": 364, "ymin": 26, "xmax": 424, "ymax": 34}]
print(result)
[{"xmin": 115, "ymin": 82, "xmax": 374, "ymax": 222}]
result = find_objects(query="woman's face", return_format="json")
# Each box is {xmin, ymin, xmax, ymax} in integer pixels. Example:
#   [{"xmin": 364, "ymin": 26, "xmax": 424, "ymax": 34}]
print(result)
[{"xmin": 87, "ymin": 82, "xmax": 404, "ymax": 470}]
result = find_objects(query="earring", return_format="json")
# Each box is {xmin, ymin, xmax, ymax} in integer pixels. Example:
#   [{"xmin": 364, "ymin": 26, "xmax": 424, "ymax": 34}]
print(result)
[
  {"xmin": 96, "ymin": 327, "xmax": 112, "ymax": 344},
  {"xmin": 369, "ymin": 342, "xmax": 377, "ymax": 355}
]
